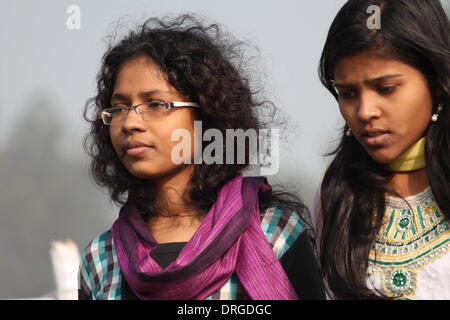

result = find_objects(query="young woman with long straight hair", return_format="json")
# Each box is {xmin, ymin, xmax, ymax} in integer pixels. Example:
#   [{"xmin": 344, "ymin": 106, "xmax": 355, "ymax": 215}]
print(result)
[{"xmin": 316, "ymin": 0, "xmax": 450, "ymax": 299}]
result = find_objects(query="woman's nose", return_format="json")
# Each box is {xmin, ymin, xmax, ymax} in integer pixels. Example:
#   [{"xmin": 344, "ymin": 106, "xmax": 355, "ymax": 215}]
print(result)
[
  {"xmin": 121, "ymin": 106, "xmax": 147, "ymax": 133},
  {"xmin": 357, "ymin": 91, "xmax": 382, "ymax": 122}
]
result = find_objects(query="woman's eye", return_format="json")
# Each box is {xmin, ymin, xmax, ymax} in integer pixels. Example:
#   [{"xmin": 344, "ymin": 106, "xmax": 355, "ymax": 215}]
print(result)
[
  {"xmin": 338, "ymin": 91, "xmax": 357, "ymax": 99},
  {"xmin": 112, "ymin": 106, "xmax": 128, "ymax": 113},
  {"xmin": 378, "ymin": 85, "xmax": 396, "ymax": 94},
  {"xmin": 146, "ymin": 100, "xmax": 165, "ymax": 108},
  {"xmin": 145, "ymin": 100, "xmax": 165, "ymax": 108}
]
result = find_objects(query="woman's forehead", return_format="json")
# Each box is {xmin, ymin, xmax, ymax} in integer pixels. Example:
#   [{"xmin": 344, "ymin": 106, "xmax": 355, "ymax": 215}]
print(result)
[
  {"xmin": 333, "ymin": 53, "xmax": 410, "ymax": 84},
  {"xmin": 112, "ymin": 57, "xmax": 178, "ymax": 99}
]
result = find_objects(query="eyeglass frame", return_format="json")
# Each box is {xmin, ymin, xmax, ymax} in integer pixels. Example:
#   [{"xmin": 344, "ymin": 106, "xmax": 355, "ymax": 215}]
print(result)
[{"xmin": 98, "ymin": 100, "xmax": 200, "ymax": 125}]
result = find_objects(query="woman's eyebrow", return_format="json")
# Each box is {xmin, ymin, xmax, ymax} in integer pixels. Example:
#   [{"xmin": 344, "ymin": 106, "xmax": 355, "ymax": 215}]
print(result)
[
  {"xmin": 138, "ymin": 90, "xmax": 175, "ymax": 98},
  {"xmin": 110, "ymin": 93, "xmax": 129, "ymax": 102},
  {"xmin": 111, "ymin": 90, "xmax": 175, "ymax": 102},
  {"xmin": 333, "ymin": 74, "xmax": 403, "ymax": 88},
  {"xmin": 365, "ymin": 74, "xmax": 403, "ymax": 84},
  {"xmin": 333, "ymin": 82, "xmax": 356, "ymax": 89}
]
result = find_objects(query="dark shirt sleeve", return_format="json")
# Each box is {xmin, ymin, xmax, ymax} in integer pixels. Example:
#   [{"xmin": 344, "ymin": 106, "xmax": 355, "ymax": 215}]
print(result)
[
  {"xmin": 122, "ymin": 278, "xmax": 139, "ymax": 300},
  {"xmin": 78, "ymin": 262, "xmax": 94, "ymax": 300},
  {"xmin": 280, "ymin": 231, "xmax": 326, "ymax": 300},
  {"xmin": 78, "ymin": 288, "xmax": 92, "ymax": 300}
]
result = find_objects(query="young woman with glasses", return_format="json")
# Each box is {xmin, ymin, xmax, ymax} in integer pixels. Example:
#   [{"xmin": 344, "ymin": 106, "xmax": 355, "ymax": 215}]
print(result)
[{"xmin": 78, "ymin": 15, "xmax": 325, "ymax": 300}]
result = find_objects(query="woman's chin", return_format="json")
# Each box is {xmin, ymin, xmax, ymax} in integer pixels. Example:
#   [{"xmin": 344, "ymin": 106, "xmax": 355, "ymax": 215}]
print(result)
[
  {"xmin": 127, "ymin": 164, "xmax": 191, "ymax": 181},
  {"xmin": 129, "ymin": 170, "xmax": 165, "ymax": 180},
  {"xmin": 126, "ymin": 165, "xmax": 164, "ymax": 180},
  {"xmin": 366, "ymin": 149, "xmax": 399, "ymax": 165}
]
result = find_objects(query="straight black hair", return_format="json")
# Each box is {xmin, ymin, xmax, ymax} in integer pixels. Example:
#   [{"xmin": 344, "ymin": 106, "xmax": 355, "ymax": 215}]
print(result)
[{"xmin": 318, "ymin": 0, "xmax": 450, "ymax": 299}]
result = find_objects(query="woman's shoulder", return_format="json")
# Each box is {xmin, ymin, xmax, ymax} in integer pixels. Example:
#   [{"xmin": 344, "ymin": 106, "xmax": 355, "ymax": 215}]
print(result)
[
  {"xmin": 260, "ymin": 204, "xmax": 308, "ymax": 259},
  {"xmin": 81, "ymin": 229, "xmax": 114, "ymax": 259},
  {"xmin": 79, "ymin": 229, "xmax": 121, "ymax": 299},
  {"xmin": 80, "ymin": 229, "xmax": 117, "ymax": 273}
]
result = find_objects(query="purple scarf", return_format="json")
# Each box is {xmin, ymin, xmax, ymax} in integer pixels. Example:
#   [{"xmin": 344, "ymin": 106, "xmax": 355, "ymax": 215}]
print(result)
[{"xmin": 111, "ymin": 174, "xmax": 298, "ymax": 300}]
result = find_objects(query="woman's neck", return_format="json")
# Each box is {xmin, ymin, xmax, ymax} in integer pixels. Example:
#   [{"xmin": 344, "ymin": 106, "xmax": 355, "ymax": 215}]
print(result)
[
  {"xmin": 387, "ymin": 168, "xmax": 429, "ymax": 198},
  {"xmin": 146, "ymin": 165, "xmax": 204, "ymax": 243},
  {"xmin": 152, "ymin": 164, "xmax": 196, "ymax": 216}
]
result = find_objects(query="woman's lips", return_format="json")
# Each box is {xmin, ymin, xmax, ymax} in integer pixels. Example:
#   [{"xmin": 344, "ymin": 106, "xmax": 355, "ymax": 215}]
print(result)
[
  {"xmin": 125, "ymin": 146, "xmax": 154, "ymax": 157},
  {"xmin": 121, "ymin": 140, "xmax": 154, "ymax": 158},
  {"xmin": 362, "ymin": 131, "xmax": 390, "ymax": 147}
]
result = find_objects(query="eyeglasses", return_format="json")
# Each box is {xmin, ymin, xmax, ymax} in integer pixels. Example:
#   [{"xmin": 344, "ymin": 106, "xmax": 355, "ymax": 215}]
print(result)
[{"xmin": 99, "ymin": 99, "xmax": 200, "ymax": 125}]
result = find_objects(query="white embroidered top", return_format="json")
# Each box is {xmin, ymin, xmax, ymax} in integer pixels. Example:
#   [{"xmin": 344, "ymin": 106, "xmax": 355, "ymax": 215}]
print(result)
[
  {"xmin": 313, "ymin": 186, "xmax": 450, "ymax": 299},
  {"xmin": 367, "ymin": 187, "xmax": 450, "ymax": 299}
]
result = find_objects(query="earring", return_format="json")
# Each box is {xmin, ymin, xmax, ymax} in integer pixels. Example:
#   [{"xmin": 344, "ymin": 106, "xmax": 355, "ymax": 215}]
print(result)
[
  {"xmin": 346, "ymin": 128, "xmax": 352, "ymax": 137},
  {"xmin": 431, "ymin": 103, "xmax": 443, "ymax": 122}
]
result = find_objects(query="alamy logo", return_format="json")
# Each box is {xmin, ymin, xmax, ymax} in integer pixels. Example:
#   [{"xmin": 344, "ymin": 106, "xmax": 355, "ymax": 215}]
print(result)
[
  {"xmin": 171, "ymin": 121, "xmax": 279, "ymax": 175},
  {"xmin": 367, "ymin": 5, "xmax": 381, "ymax": 30},
  {"xmin": 66, "ymin": 5, "xmax": 81, "ymax": 30}
]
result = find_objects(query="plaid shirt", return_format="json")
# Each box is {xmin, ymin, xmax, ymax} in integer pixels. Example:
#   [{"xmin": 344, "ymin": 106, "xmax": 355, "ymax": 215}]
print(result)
[{"xmin": 79, "ymin": 206, "xmax": 306, "ymax": 300}]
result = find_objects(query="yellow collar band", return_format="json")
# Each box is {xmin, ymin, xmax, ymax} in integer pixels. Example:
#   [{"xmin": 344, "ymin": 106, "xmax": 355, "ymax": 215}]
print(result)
[{"xmin": 386, "ymin": 137, "xmax": 426, "ymax": 172}]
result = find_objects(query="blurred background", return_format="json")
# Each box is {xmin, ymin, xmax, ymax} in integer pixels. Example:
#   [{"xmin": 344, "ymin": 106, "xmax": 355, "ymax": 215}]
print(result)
[{"xmin": 0, "ymin": 0, "xmax": 448, "ymax": 298}]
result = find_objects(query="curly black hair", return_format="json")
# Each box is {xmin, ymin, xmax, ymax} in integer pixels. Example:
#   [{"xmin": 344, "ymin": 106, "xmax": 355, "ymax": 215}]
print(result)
[{"xmin": 83, "ymin": 14, "xmax": 307, "ymax": 222}]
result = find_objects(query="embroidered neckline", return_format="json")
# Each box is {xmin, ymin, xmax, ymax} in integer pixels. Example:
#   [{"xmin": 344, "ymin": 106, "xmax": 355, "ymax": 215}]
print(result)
[
  {"xmin": 368, "ymin": 187, "xmax": 450, "ymax": 299},
  {"xmin": 385, "ymin": 187, "xmax": 432, "ymax": 210}
]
